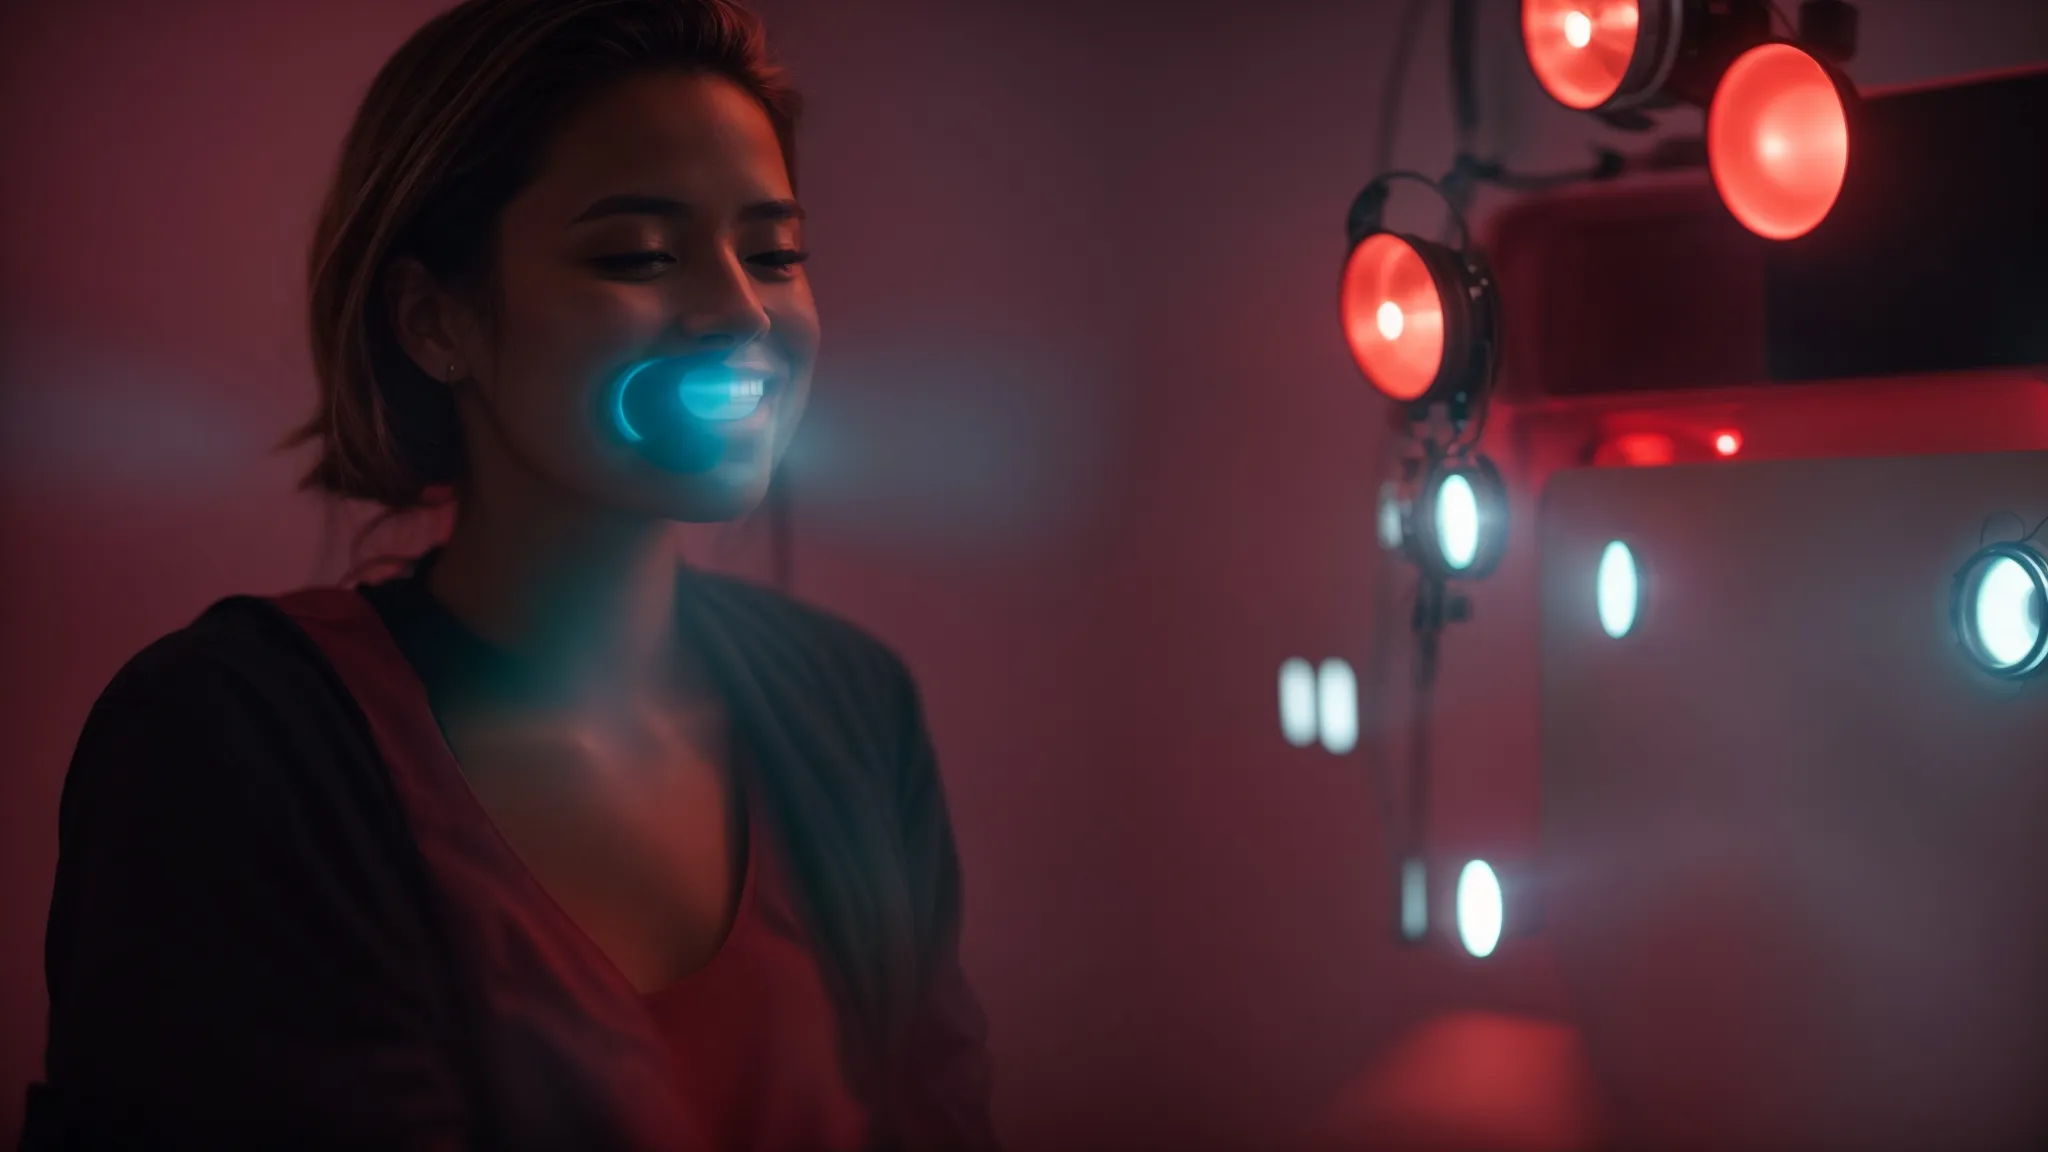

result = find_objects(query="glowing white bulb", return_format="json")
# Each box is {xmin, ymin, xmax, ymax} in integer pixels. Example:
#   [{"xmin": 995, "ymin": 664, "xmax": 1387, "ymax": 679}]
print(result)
[
  {"xmin": 1563, "ymin": 10, "xmax": 1593, "ymax": 49},
  {"xmin": 1376, "ymin": 300, "xmax": 1406, "ymax": 341},
  {"xmin": 1457, "ymin": 860, "xmax": 1503, "ymax": 958},
  {"xmin": 1279, "ymin": 659, "xmax": 1317, "ymax": 747},
  {"xmin": 1974, "ymin": 557, "xmax": 2044, "ymax": 670},
  {"xmin": 1436, "ymin": 473, "xmax": 1480, "ymax": 571},
  {"xmin": 1597, "ymin": 540, "xmax": 1639, "ymax": 639},
  {"xmin": 1317, "ymin": 659, "xmax": 1359, "ymax": 755}
]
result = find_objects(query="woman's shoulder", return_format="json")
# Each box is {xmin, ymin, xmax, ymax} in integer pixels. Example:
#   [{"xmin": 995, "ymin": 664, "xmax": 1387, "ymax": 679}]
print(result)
[
  {"xmin": 95, "ymin": 591, "xmax": 350, "ymax": 712},
  {"xmin": 66, "ymin": 588, "xmax": 395, "ymax": 850},
  {"xmin": 78, "ymin": 591, "xmax": 390, "ymax": 796}
]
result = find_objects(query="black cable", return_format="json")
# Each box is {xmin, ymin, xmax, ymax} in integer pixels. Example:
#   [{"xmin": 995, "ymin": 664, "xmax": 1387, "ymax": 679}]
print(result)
[
  {"xmin": 1359, "ymin": 539, "xmax": 1414, "ymax": 873},
  {"xmin": 1357, "ymin": 0, "xmax": 1438, "ymax": 906},
  {"xmin": 1459, "ymin": 149, "xmax": 1628, "ymax": 192},
  {"xmin": 1767, "ymin": 0, "xmax": 1798, "ymax": 38},
  {"xmin": 1980, "ymin": 510, "xmax": 2028, "ymax": 546},
  {"xmin": 2025, "ymin": 512, "xmax": 2048, "ymax": 545},
  {"xmin": 1374, "ymin": 0, "xmax": 1435, "ymax": 175},
  {"xmin": 1447, "ymin": 377, "xmax": 1494, "ymax": 452},
  {"xmin": 1363, "ymin": 169, "xmax": 1475, "ymax": 251},
  {"xmin": 1431, "ymin": 0, "xmax": 1639, "ymax": 207},
  {"xmin": 1449, "ymin": 0, "xmax": 1480, "ymax": 157},
  {"xmin": 1404, "ymin": 577, "xmax": 1447, "ymax": 863}
]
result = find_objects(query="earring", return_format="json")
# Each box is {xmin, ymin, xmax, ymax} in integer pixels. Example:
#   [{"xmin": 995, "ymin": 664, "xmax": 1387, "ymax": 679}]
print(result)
[{"xmin": 444, "ymin": 362, "xmax": 459, "ymax": 382}]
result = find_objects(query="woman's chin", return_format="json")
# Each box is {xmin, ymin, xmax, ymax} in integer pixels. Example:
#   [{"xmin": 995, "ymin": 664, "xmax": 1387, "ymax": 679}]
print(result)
[{"xmin": 649, "ymin": 463, "xmax": 774, "ymax": 524}]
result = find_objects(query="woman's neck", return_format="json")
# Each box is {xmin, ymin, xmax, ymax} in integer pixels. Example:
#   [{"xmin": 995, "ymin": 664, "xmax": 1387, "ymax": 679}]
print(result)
[{"xmin": 428, "ymin": 484, "xmax": 687, "ymax": 706}]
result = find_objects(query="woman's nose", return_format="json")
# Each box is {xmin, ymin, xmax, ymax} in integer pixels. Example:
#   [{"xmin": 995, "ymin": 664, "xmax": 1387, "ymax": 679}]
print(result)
[{"xmin": 680, "ymin": 250, "xmax": 771, "ymax": 348}]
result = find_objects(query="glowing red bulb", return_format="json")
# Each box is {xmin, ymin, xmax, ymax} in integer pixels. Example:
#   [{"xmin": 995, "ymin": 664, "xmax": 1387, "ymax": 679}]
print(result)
[
  {"xmin": 1714, "ymin": 430, "xmax": 1743, "ymax": 457},
  {"xmin": 1341, "ymin": 233, "xmax": 1447, "ymax": 402},
  {"xmin": 1522, "ymin": 0, "xmax": 1643, "ymax": 110},
  {"xmin": 1709, "ymin": 43, "xmax": 1851, "ymax": 241}
]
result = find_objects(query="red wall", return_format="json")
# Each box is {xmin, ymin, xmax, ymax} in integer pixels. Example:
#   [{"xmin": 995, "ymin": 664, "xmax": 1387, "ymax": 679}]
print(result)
[{"xmin": 4, "ymin": 1, "xmax": 2046, "ymax": 1148}]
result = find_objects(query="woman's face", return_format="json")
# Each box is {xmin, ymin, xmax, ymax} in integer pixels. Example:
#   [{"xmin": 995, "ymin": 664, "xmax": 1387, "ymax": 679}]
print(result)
[{"xmin": 427, "ymin": 70, "xmax": 817, "ymax": 523}]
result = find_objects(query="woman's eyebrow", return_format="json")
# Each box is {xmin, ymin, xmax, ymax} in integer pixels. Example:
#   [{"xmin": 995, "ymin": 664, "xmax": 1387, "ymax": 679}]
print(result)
[{"xmin": 567, "ymin": 194, "xmax": 805, "ymax": 226}]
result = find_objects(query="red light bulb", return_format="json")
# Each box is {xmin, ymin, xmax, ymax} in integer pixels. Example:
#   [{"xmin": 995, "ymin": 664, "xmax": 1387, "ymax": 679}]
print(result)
[
  {"xmin": 1522, "ymin": 0, "xmax": 1643, "ymax": 110},
  {"xmin": 1709, "ymin": 43, "xmax": 1851, "ymax": 241},
  {"xmin": 1341, "ymin": 233, "xmax": 1448, "ymax": 402}
]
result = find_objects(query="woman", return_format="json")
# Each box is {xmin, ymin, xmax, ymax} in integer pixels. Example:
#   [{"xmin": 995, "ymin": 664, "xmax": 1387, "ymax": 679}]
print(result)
[{"xmin": 25, "ymin": 1, "xmax": 996, "ymax": 1148}]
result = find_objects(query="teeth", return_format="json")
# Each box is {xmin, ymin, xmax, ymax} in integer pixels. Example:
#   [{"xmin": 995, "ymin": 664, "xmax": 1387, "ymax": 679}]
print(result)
[{"xmin": 677, "ymin": 372, "xmax": 767, "ymax": 421}]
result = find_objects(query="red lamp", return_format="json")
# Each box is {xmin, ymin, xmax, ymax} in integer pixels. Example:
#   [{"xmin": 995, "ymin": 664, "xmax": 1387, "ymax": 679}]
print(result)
[
  {"xmin": 1340, "ymin": 175, "xmax": 1499, "ymax": 410},
  {"xmin": 1708, "ymin": 41, "xmax": 1856, "ymax": 240}
]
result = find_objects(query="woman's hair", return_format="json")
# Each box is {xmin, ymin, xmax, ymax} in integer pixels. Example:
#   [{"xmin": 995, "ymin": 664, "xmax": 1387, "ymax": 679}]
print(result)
[{"xmin": 288, "ymin": 0, "xmax": 801, "ymax": 511}]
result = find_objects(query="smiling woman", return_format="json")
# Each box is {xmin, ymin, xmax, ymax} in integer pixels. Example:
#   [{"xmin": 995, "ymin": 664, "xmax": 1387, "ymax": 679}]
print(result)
[{"xmin": 25, "ymin": 2, "xmax": 997, "ymax": 1150}]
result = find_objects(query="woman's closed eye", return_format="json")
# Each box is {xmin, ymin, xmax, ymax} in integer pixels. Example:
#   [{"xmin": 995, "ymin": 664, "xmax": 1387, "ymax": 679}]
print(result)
[
  {"xmin": 589, "ymin": 249, "xmax": 810, "ymax": 280},
  {"xmin": 749, "ymin": 249, "xmax": 810, "ymax": 279},
  {"xmin": 590, "ymin": 251, "xmax": 675, "ymax": 277}
]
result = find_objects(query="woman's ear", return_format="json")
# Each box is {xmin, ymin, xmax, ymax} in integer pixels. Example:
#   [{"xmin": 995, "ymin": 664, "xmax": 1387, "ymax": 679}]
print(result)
[{"xmin": 386, "ymin": 255, "xmax": 473, "ymax": 383}]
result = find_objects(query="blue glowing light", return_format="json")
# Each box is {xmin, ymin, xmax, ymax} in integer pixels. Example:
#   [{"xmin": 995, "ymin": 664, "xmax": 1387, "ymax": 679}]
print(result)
[
  {"xmin": 610, "ymin": 359, "xmax": 662, "ymax": 443},
  {"xmin": 677, "ymin": 365, "xmax": 766, "ymax": 422}
]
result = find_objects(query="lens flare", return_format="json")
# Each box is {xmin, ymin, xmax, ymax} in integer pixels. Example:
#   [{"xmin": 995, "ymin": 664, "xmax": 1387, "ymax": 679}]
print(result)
[
  {"xmin": 1342, "ymin": 233, "xmax": 1446, "ymax": 402},
  {"xmin": 1709, "ymin": 42, "xmax": 1850, "ymax": 240},
  {"xmin": 1523, "ymin": 0, "xmax": 1643, "ymax": 110}
]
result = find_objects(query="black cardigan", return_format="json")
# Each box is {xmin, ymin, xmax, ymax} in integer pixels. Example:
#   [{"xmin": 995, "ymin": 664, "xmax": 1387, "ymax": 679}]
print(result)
[{"xmin": 27, "ymin": 562, "xmax": 995, "ymax": 1151}]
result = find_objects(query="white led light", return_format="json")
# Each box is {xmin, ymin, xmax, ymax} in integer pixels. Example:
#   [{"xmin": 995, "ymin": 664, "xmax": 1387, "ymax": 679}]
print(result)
[
  {"xmin": 1436, "ymin": 473, "xmax": 1480, "ymax": 570},
  {"xmin": 1954, "ymin": 543, "xmax": 2048, "ymax": 679},
  {"xmin": 1457, "ymin": 860, "xmax": 1503, "ymax": 958},
  {"xmin": 1973, "ymin": 556, "xmax": 2044, "ymax": 671},
  {"xmin": 1279, "ymin": 659, "xmax": 1317, "ymax": 747},
  {"xmin": 1597, "ymin": 540, "xmax": 1639, "ymax": 639},
  {"xmin": 1317, "ymin": 658, "xmax": 1359, "ymax": 755}
]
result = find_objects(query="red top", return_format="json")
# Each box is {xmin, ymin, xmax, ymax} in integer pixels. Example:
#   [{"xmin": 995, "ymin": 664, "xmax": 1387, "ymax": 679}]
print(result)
[
  {"xmin": 284, "ymin": 587, "xmax": 869, "ymax": 1151},
  {"xmin": 643, "ymin": 804, "xmax": 870, "ymax": 1150}
]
